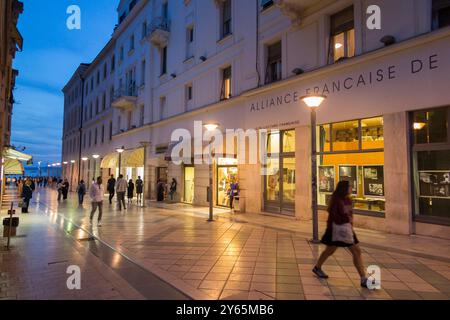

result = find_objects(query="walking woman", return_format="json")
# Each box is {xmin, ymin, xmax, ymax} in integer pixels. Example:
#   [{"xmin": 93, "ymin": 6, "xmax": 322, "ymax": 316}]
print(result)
[
  {"xmin": 21, "ymin": 179, "xmax": 33, "ymax": 213},
  {"xmin": 89, "ymin": 177, "xmax": 104, "ymax": 227},
  {"xmin": 127, "ymin": 179, "xmax": 135, "ymax": 205},
  {"xmin": 136, "ymin": 176, "xmax": 143, "ymax": 204},
  {"xmin": 312, "ymin": 180, "xmax": 368, "ymax": 288}
]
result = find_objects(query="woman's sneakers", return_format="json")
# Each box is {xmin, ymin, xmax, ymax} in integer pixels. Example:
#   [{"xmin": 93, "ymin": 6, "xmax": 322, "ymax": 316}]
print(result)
[{"xmin": 312, "ymin": 266, "xmax": 329, "ymax": 279}]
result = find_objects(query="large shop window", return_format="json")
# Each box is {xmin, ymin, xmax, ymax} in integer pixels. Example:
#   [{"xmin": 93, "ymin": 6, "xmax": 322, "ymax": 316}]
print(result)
[
  {"xmin": 264, "ymin": 130, "xmax": 296, "ymax": 215},
  {"xmin": 412, "ymin": 107, "xmax": 450, "ymax": 224},
  {"xmin": 317, "ymin": 117, "xmax": 385, "ymax": 214}
]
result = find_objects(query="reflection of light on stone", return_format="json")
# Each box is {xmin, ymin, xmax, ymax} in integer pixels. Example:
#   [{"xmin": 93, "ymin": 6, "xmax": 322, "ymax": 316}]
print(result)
[{"xmin": 112, "ymin": 252, "xmax": 122, "ymax": 268}]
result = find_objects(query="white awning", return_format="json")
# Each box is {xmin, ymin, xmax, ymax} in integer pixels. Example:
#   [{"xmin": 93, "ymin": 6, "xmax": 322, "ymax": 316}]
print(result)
[
  {"xmin": 3, "ymin": 148, "xmax": 32, "ymax": 161},
  {"xmin": 3, "ymin": 159, "xmax": 24, "ymax": 175}
]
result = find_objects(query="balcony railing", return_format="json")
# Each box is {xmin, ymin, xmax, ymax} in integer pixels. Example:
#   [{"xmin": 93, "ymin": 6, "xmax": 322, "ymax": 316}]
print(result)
[
  {"xmin": 112, "ymin": 83, "xmax": 137, "ymax": 109},
  {"xmin": 146, "ymin": 17, "xmax": 171, "ymax": 48}
]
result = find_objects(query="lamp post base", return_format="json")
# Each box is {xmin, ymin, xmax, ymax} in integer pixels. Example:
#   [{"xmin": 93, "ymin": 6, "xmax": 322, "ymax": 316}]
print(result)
[
  {"xmin": 206, "ymin": 218, "xmax": 214, "ymax": 222},
  {"xmin": 309, "ymin": 238, "xmax": 321, "ymax": 244}
]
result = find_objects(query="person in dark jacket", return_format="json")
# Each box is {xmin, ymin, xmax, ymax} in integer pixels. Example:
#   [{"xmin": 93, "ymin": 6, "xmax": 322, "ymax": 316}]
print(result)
[
  {"xmin": 62, "ymin": 179, "xmax": 70, "ymax": 200},
  {"xmin": 312, "ymin": 180, "xmax": 368, "ymax": 288},
  {"xmin": 21, "ymin": 179, "xmax": 33, "ymax": 213},
  {"xmin": 156, "ymin": 179, "xmax": 165, "ymax": 202},
  {"xmin": 127, "ymin": 179, "xmax": 135, "ymax": 204},
  {"xmin": 76, "ymin": 180, "xmax": 87, "ymax": 205},
  {"xmin": 168, "ymin": 178, "xmax": 177, "ymax": 201},
  {"xmin": 107, "ymin": 175, "xmax": 116, "ymax": 204},
  {"xmin": 136, "ymin": 176, "xmax": 143, "ymax": 204}
]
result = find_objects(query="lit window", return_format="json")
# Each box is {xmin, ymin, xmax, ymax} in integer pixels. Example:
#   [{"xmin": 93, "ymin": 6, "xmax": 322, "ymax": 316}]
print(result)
[
  {"xmin": 265, "ymin": 41, "xmax": 282, "ymax": 84},
  {"xmin": 221, "ymin": 66, "xmax": 232, "ymax": 100},
  {"xmin": 329, "ymin": 6, "xmax": 355, "ymax": 64}
]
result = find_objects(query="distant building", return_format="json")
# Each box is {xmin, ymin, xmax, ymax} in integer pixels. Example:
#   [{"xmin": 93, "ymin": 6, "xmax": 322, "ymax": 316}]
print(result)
[{"xmin": 62, "ymin": 0, "xmax": 450, "ymax": 239}]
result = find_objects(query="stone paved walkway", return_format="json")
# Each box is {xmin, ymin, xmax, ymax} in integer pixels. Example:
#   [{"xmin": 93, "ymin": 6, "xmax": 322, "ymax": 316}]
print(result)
[{"xmin": 2, "ymin": 187, "xmax": 450, "ymax": 300}]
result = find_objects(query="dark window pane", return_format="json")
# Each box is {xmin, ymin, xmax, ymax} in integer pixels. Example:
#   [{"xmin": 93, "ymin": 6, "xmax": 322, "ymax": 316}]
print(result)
[{"xmin": 413, "ymin": 108, "xmax": 448, "ymax": 144}]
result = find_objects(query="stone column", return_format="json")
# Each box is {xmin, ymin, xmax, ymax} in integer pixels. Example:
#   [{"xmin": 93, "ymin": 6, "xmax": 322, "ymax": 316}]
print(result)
[
  {"xmin": 295, "ymin": 125, "xmax": 312, "ymax": 221},
  {"xmin": 384, "ymin": 112, "xmax": 413, "ymax": 235}
]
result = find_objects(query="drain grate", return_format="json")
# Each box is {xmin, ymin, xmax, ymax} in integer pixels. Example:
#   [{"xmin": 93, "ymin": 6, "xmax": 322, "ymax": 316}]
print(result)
[{"xmin": 77, "ymin": 237, "xmax": 96, "ymax": 242}]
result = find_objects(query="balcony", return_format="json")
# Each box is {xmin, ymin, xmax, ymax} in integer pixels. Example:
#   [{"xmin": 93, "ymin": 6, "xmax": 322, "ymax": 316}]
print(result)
[
  {"xmin": 275, "ymin": 0, "xmax": 331, "ymax": 27},
  {"xmin": 112, "ymin": 84, "xmax": 137, "ymax": 110},
  {"xmin": 146, "ymin": 17, "xmax": 170, "ymax": 48}
]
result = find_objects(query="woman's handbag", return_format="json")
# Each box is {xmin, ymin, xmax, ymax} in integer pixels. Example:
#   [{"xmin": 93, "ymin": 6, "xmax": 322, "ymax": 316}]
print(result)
[
  {"xmin": 18, "ymin": 200, "xmax": 24, "ymax": 208},
  {"xmin": 332, "ymin": 223, "xmax": 354, "ymax": 244}
]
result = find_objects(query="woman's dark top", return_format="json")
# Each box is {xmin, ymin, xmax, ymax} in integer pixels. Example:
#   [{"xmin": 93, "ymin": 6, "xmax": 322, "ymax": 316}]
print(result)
[
  {"xmin": 136, "ymin": 179, "xmax": 143, "ymax": 193},
  {"xmin": 22, "ymin": 185, "xmax": 33, "ymax": 200},
  {"xmin": 327, "ymin": 197, "xmax": 352, "ymax": 227},
  {"xmin": 127, "ymin": 182, "xmax": 135, "ymax": 198}
]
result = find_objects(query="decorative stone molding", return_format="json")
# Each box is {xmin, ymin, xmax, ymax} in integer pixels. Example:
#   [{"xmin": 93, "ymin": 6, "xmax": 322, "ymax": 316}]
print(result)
[{"xmin": 275, "ymin": 0, "xmax": 303, "ymax": 27}]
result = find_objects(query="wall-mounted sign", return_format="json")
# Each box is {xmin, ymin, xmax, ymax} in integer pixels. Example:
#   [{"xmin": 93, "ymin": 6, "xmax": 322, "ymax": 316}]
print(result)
[
  {"xmin": 363, "ymin": 166, "xmax": 384, "ymax": 197},
  {"xmin": 319, "ymin": 166, "xmax": 335, "ymax": 193},
  {"xmin": 339, "ymin": 165, "xmax": 358, "ymax": 195},
  {"xmin": 419, "ymin": 171, "xmax": 450, "ymax": 199}
]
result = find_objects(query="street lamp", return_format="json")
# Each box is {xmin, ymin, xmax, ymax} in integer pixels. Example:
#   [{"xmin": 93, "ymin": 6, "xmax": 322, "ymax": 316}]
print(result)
[
  {"xmin": 116, "ymin": 146, "xmax": 125, "ymax": 176},
  {"xmin": 92, "ymin": 154, "xmax": 100, "ymax": 181},
  {"xmin": 301, "ymin": 94, "xmax": 327, "ymax": 243},
  {"xmin": 204, "ymin": 123, "xmax": 219, "ymax": 222}
]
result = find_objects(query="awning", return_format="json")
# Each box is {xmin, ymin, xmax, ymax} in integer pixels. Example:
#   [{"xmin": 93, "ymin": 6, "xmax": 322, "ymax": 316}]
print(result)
[
  {"xmin": 3, "ymin": 148, "xmax": 32, "ymax": 162},
  {"xmin": 100, "ymin": 153, "xmax": 118, "ymax": 169},
  {"xmin": 122, "ymin": 148, "xmax": 144, "ymax": 167},
  {"xmin": 3, "ymin": 159, "xmax": 24, "ymax": 175}
]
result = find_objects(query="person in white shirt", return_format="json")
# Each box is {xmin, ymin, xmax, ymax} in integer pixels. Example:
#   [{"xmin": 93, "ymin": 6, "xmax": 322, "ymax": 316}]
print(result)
[
  {"xmin": 116, "ymin": 174, "xmax": 127, "ymax": 211},
  {"xmin": 89, "ymin": 176, "xmax": 104, "ymax": 226}
]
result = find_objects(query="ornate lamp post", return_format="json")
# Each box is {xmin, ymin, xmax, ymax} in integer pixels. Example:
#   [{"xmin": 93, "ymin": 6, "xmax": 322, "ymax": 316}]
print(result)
[{"xmin": 204, "ymin": 123, "xmax": 219, "ymax": 222}]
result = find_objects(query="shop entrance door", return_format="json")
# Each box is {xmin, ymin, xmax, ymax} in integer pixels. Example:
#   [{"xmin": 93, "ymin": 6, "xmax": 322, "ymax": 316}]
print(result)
[
  {"xmin": 183, "ymin": 166, "xmax": 195, "ymax": 204},
  {"xmin": 217, "ymin": 164, "xmax": 238, "ymax": 207},
  {"xmin": 263, "ymin": 130, "xmax": 296, "ymax": 216}
]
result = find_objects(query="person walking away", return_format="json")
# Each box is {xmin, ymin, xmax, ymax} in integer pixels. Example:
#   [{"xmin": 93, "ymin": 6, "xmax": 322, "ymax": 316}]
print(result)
[
  {"xmin": 127, "ymin": 179, "xmax": 135, "ymax": 205},
  {"xmin": 62, "ymin": 179, "xmax": 70, "ymax": 200},
  {"xmin": 57, "ymin": 179, "xmax": 63, "ymax": 201},
  {"xmin": 229, "ymin": 178, "xmax": 239, "ymax": 211},
  {"xmin": 136, "ymin": 176, "xmax": 143, "ymax": 204},
  {"xmin": 116, "ymin": 174, "xmax": 127, "ymax": 210},
  {"xmin": 156, "ymin": 179, "xmax": 165, "ymax": 202},
  {"xmin": 89, "ymin": 177, "xmax": 104, "ymax": 227},
  {"xmin": 312, "ymin": 180, "xmax": 368, "ymax": 288},
  {"xmin": 168, "ymin": 178, "xmax": 177, "ymax": 201},
  {"xmin": 21, "ymin": 179, "xmax": 33, "ymax": 213},
  {"xmin": 76, "ymin": 180, "xmax": 87, "ymax": 205},
  {"xmin": 107, "ymin": 175, "xmax": 116, "ymax": 204}
]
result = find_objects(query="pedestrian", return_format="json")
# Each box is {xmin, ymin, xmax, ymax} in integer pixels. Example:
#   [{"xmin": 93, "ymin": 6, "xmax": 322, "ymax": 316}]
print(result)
[
  {"xmin": 62, "ymin": 179, "xmax": 70, "ymax": 200},
  {"xmin": 136, "ymin": 176, "xmax": 143, "ymax": 204},
  {"xmin": 76, "ymin": 180, "xmax": 87, "ymax": 205},
  {"xmin": 21, "ymin": 179, "xmax": 33, "ymax": 213},
  {"xmin": 17, "ymin": 178, "xmax": 23, "ymax": 196},
  {"xmin": 116, "ymin": 174, "xmax": 127, "ymax": 210},
  {"xmin": 57, "ymin": 179, "xmax": 63, "ymax": 201},
  {"xmin": 228, "ymin": 178, "xmax": 239, "ymax": 211},
  {"xmin": 156, "ymin": 179, "xmax": 165, "ymax": 202},
  {"xmin": 127, "ymin": 179, "xmax": 135, "ymax": 205},
  {"xmin": 107, "ymin": 175, "xmax": 116, "ymax": 204},
  {"xmin": 312, "ymin": 180, "xmax": 368, "ymax": 288},
  {"xmin": 89, "ymin": 176, "xmax": 104, "ymax": 227},
  {"xmin": 168, "ymin": 178, "xmax": 177, "ymax": 201}
]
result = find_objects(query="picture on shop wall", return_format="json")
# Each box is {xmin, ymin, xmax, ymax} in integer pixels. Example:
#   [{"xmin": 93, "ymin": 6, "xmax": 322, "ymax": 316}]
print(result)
[
  {"xmin": 363, "ymin": 166, "xmax": 385, "ymax": 197},
  {"xmin": 318, "ymin": 166, "xmax": 335, "ymax": 193},
  {"xmin": 339, "ymin": 165, "xmax": 358, "ymax": 195},
  {"xmin": 419, "ymin": 171, "xmax": 450, "ymax": 199}
]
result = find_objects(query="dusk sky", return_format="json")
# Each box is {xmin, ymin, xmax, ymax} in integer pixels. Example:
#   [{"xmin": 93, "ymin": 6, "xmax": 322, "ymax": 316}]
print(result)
[{"xmin": 11, "ymin": 0, "xmax": 117, "ymax": 165}]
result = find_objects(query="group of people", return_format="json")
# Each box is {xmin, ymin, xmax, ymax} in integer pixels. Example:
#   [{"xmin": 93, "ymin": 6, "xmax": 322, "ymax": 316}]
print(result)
[
  {"xmin": 156, "ymin": 178, "xmax": 177, "ymax": 202},
  {"xmin": 106, "ymin": 175, "xmax": 144, "ymax": 209}
]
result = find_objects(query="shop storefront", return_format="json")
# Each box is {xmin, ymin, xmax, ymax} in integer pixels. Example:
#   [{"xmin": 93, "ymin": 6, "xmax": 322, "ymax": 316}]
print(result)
[
  {"xmin": 183, "ymin": 165, "xmax": 195, "ymax": 204},
  {"xmin": 216, "ymin": 158, "xmax": 238, "ymax": 207}
]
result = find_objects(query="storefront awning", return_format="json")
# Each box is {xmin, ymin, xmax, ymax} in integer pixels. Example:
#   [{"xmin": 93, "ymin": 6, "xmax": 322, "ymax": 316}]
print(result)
[
  {"xmin": 122, "ymin": 148, "xmax": 144, "ymax": 167},
  {"xmin": 3, "ymin": 148, "xmax": 32, "ymax": 162},
  {"xmin": 3, "ymin": 159, "xmax": 24, "ymax": 175},
  {"xmin": 100, "ymin": 153, "xmax": 118, "ymax": 169}
]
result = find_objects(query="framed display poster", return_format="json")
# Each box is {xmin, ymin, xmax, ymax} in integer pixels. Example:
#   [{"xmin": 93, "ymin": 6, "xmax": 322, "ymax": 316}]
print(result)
[
  {"xmin": 318, "ymin": 166, "xmax": 335, "ymax": 193},
  {"xmin": 339, "ymin": 165, "xmax": 358, "ymax": 195},
  {"xmin": 419, "ymin": 171, "xmax": 450, "ymax": 199},
  {"xmin": 363, "ymin": 166, "xmax": 385, "ymax": 197}
]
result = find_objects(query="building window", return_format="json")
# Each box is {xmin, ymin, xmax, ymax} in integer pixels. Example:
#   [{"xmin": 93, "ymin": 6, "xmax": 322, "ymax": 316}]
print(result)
[
  {"xmin": 85, "ymin": 83, "xmax": 89, "ymax": 96},
  {"xmin": 432, "ymin": 0, "xmax": 450, "ymax": 30},
  {"xmin": 161, "ymin": 46, "xmax": 168, "ymax": 75},
  {"xmin": 103, "ymin": 63, "xmax": 107, "ymax": 79},
  {"xmin": 263, "ymin": 130, "xmax": 296, "ymax": 215},
  {"xmin": 261, "ymin": 0, "xmax": 274, "ymax": 10},
  {"xmin": 411, "ymin": 106, "xmax": 450, "ymax": 223},
  {"xmin": 94, "ymin": 128, "xmax": 98, "ymax": 145},
  {"xmin": 220, "ymin": 66, "xmax": 232, "ymax": 100},
  {"xmin": 96, "ymin": 71, "xmax": 100, "ymax": 85},
  {"xmin": 142, "ymin": 21, "xmax": 147, "ymax": 39},
  {"xmin": 317, "ymin": 117, "xmax": 385, "ymax": 214},
  {"xmin": 101, "ymin": 125, "xmax": 105, "ymax": 143},
  {"xmin": 110, "ymin": 86, "xmax": 114, "ymax": 106},
  {"xmin": 220, "ymin": 0, "xmax": 232, "ymax": 39},
  {"xmin": 120, "ymin": 46, "xmax": 124, "ymax": 61},
  {"xmin": 186, "ymin": 26, "xmax": 194, "ymax": 59},
  {"xmin": 265, "ymin": 41, "xmax": 282, "ymax": 84},
  {"xmin": 102, "ymin": 92, "xmax": 106, "ymax": 110},
  {"xmin": 139, "ymin": 105, "xmax": 145, "ymax": 126},
  {"xmin": 186, "ymin": 83, "xmax": 193, "ymax": 102},
  {"xmin": 111, "ymin": 55, "xmax": 116, "ymax": 72},
  {"xmin": 130, "ymin": 34, "xmax": 135, "ymax": 52},
  {"xmin": 88, "ymin": 131, "xmax": 92, "ymax": 147},
  {"xmin": 90, "ymin": 78, "xmax": 94, "ymax": 91},
  {"xmin": 141, "ymin": 60, "xmax": 146, "ymax": 86},
  {"xmin": 160, "ymin": 96, "xmax": 166, "ymax": 120},
  {"xmin": 83, "ymin": 133, "xmax": 87, "ymax": 149},
  {"xmin": 109, "ymin": 121, "xmax": 113, "ymax": 140},
  {"xmin": 329, "ymin": 6, "xmax": 355, "ymax": 64},
  {"xmin": 95, "ymin": 98, "xmax": 99, "ymax": 114}
]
